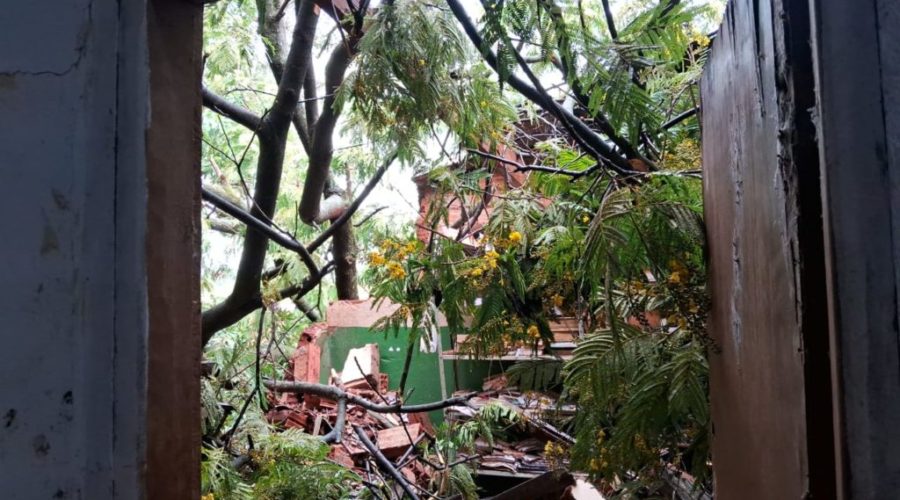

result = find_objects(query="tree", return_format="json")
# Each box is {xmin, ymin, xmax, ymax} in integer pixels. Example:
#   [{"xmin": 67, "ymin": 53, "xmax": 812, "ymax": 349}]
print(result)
[
  {"xmin": 200, "ymin": 0, "xmax": 510, "ymax": 346},
  {"xmin": 361, "ymin": 0, "xmax": 721, "ymax": 494},
  {"xmin": 200, "ymin": 0, "xmax": 721, "ymax": 496}
]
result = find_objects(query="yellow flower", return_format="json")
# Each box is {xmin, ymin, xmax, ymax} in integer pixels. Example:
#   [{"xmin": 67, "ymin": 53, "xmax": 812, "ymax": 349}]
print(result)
[
  {"xmin": 368, "ymin": 251, "xmax": 386, "ymax": 266},
  {"xmin": 582, "ymin": 215, "xmax": 591, "ymax": 224},
  {"xmin": 527, "ymin": 324, "xmax": 540, "ymax": 339},
  {"xmin": 471, "ymin": 268, "xmax": 483, "ymax": 278},
  {"xmin": 551, "ymin": 294, "xmax": 564, "ymax": 308},
  {"xmin": 418, "ymin": 58, "xmax": 426, "ymax": 67},
  {"xmin": 668, "ymin": 271, "xmax": 683, "ymax": 284},
  {"xmin": 508, "ymin": 231, "xmax": 522, "ymax": 244},
  {"xmin": 201, "ymin": 494, "xmax": 215, "ymax": 500},
  {"xmin": 386, "ymin": 261, "xmax": 406, "ymax": 280}
]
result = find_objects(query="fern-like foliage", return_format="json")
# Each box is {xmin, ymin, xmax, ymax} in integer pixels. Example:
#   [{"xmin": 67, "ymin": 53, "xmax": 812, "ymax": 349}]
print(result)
[{"xmin": 341, "ymin": 0, "xmax": 515, "ymax": 159}]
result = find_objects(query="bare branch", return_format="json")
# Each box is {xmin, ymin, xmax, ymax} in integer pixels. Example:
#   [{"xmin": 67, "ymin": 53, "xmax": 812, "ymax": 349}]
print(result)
[
  {"xmin": 264, "ymin": 380, "xmax": 477, "ymax": 413},
  {"xmin": 321, "ymin": 398, "xmax": 347, "ymax": 444},
  {"xmin": 201, "ymin": 186, "xmax": 319, "ymax": 275},
  {"xmin": 266, "ymin": 0, "xmax": 319, "ymax": 129},
  {"xmin": 353, "ymin": 425, "xmax": 421, "ymax": 500},
  {"xmin": 202, "ymin": 262, "xmax": 334, "ymax": 346},
  {"xmin": 600, "ymin": 0, "xmax": 618, "ymax": 39},
  {"xmin": 661, "ymin": 106, "xmax": 698, "ymax": 130},
  {"xmin": 202, "ymin": 87, "xmax": 263, "ymax": 131}
]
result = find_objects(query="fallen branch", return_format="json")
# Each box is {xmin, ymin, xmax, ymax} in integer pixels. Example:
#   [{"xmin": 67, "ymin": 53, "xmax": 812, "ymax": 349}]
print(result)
[
  {"xmin": 264, "ymin": 380, "xmax": 476, "ymax": 414},
  {"xmin": 322, "ymin": 398, "xmax": 347, "ymax": 444},
  {"xmin": 353, "ymin": 425, "xmax": 421, "ymax": 500}
]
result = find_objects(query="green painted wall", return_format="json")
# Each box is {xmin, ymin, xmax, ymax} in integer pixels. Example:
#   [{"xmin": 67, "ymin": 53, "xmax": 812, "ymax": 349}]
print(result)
[{"xmin": 317, "ymin": 326, "xmax": 497, "ymax": 424}]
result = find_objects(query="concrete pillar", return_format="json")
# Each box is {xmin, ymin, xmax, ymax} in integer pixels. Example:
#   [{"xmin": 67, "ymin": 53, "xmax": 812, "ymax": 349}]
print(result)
[{"xmin": 0, "ymin": 1, "xmax": 202, "ymax": 497}]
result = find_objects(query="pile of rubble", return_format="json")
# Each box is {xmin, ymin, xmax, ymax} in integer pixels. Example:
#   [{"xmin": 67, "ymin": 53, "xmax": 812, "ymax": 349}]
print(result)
[
  {"xmin": 444, "ymin": 374, "xmax": 576, "ymax": 478},
  {"xmin": 262, "ymin": 328, "xmax": 579, "ymax": 497},
  {"xmin": 265, "ymin": 341, "xmax": 439, "ymax": 495}
]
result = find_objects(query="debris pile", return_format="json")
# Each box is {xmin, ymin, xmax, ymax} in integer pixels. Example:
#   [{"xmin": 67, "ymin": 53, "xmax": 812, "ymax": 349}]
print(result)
[
  {"xmin": 444, "ymin": 373, "xmax": 576, "ymax": 478},
  {"xmin": 263, "ymin": 326, "xmax": 577, "ymax": 497},
  {"xmin": 265, "ymin": 336, "xmax": 440, "ymax": 496}
]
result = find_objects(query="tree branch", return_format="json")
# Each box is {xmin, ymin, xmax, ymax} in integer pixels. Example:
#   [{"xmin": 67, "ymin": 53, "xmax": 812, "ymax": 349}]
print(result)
[
  {"xmin": 202, "ymin": 87, "xmax": 263, "ymax": 131},
  {"xmin": 202, "ymin": 262, "xmax": 334, "ymax": 346},
  {"xmin": 292, "ymin": 297, "xmax": 322, "ymax": 321},
  {"xmin": 600, "ymin": 0, "xmax": 618, "ymax": 39},
  {"xmin": 202, "ymin": 0, "xmax": 321, "ymax": 345},
  {"xmin": 265, "ymin": 380, "xmax": 477, "ymax": 413},
  {"xmin": 468, "ymin": 148, "xmax": 598, "ymax": 179},
  {"xmin": 307, "ymin": 151, "xmax": 398, "ymax": 253},
  {"xmin": 445, "ymin": 0, "xmax": 637, "ymax": 176},
  {"xmin": 266, "ymin": 0, "xmax": 319, "ymax": 129},
  {"xmin": 201, "ymin": 186, "xmax": 319, "ymax": 275},
  {"xmin": 534, "ymin": 0, "xmax": 649, "ymax": 164},
  {"xmin": 299, "ymin": 40, "xmax": 358, "ymax": 224},
  {"xmin": 353, "ymin": 425, "xmax": 421, "ymax": 500},
  {"xmin": 661, "ymin": 106, "xmax": 698, "ymax": 130}
]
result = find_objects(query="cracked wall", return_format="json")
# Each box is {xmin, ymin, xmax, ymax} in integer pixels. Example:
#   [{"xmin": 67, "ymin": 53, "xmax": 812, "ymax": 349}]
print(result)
[{"xmin": 0, "ymin": 1, "xmax": 151, "ymax": 498}]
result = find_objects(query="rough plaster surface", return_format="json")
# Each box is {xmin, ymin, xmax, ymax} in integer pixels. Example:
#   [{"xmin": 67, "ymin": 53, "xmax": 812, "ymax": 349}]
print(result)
[{"xmin": 0, "ymin": 1, "xmax": 149, "ymax": 498}]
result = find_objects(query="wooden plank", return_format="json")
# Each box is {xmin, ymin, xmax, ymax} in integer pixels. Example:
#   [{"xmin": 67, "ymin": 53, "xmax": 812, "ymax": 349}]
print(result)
[{"xmin": 700, "ymin": 0, "xmax": 834, "ymax": 497}]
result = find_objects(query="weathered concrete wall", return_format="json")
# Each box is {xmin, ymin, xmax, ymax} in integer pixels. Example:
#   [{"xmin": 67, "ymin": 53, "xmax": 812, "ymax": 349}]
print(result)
[
  {"xmin": 0, "ymin": 1, "xmax": 202, "ymax": 498},
  {"xmin": 0, "ymin": 1, "xmax": 150, "ymax": 498},
  {"xmin": 701, "ymin": 0, "xmax": 834, "ymax": 497}
]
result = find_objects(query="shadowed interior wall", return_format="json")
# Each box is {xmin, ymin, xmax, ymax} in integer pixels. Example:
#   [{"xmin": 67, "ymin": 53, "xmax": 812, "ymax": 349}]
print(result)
[{"xmin": 810, "ymin": 0, "xmax": 900, "ymax": 496}]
